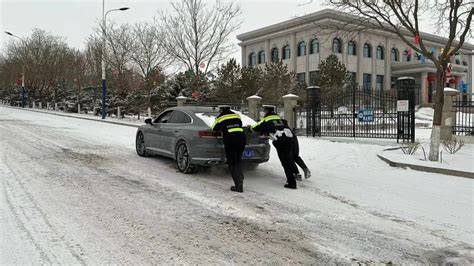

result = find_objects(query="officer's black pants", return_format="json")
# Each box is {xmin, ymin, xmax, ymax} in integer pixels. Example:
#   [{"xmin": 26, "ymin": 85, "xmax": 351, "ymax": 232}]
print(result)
[
  {"xmin": 224, "ymin": 134, "xmax": 246, "ymax": 187},
  {"xmin": 273, "ymin": 138, "xmax": 298, "ymax": 186},
  {"xmin": 293, "ymin": 137, "xmax": 308, "ymax": 173}
]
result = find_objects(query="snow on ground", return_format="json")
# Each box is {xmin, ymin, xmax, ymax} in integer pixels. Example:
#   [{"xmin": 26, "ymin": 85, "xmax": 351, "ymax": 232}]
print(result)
[
  {"xmin": 1, "ymin": 106, "xmax": 473, "ymax": 264},
  {"xmin": 415, "ymin": 107, "xmax": 434, "ymax": 127}
]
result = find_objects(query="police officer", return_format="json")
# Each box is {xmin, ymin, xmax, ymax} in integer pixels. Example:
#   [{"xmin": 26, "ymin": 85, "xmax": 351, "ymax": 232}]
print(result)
[
  {"xmin": 212, "ymin": 105, "xmax": 246, "ymax": 193},
  {"xmin": 250, "ymin": 105, "xmax": 298, "ymax": 189},
  {"xmin": 282, "ymin": 119, "xmax": 311, "ymax": 181}
]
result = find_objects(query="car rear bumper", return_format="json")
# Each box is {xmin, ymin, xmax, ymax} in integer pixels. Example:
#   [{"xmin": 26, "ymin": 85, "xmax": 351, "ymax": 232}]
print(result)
[
  {"xmin": 190, "ymin": 143, "xmax": 270, "ymax": 166},
  {"xmin": 191, "ymin": 157, "xmax": 269, "ymax": 166}
]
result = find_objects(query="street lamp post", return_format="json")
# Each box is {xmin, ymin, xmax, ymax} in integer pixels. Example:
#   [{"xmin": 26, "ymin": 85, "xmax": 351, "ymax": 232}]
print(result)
[
  {"xmin": 101, "ymin": 2, "xmax": 129, "ymax": 119},
  {"xmin": 4, "ymin": 31, "xmax": 27, "ymax": 108}
]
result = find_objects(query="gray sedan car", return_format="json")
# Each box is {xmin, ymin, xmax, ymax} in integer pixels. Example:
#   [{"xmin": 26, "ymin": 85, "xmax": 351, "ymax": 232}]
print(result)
[{"xmin": 135, "ymin": 106, "xmax": 271, "ymax": 173}]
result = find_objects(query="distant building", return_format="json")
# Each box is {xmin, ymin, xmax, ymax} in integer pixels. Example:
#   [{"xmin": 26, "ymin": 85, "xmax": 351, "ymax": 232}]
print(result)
[{"xmin": 237, "ymin": 9, "xmax": 473, "ymax": 104}]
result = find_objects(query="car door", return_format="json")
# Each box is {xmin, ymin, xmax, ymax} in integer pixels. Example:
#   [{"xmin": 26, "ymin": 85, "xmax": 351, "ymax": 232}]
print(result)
[
  {"xmin": 160, "ymin": 110, "xmax": 192, "ymax": 153},
  {"xmin": 147, "ymin": 110, "xmax": 174, "ymax": 155}
]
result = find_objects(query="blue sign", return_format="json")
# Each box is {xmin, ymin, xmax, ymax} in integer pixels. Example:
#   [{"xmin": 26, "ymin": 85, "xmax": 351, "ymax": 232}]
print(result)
[
  {"xmin": 460, "ymin": 81, "xmax": 468, "ymax": 93},
  {"xmin": 358, "ymin": 109, "xmax": 374, "ymax": 122}
]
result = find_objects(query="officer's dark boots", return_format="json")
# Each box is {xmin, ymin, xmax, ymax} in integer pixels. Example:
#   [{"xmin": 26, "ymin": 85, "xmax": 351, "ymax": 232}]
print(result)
[
  {"xmin": 230, "ymin": 185, "xmax": 243, "ymax": 193},
  {"xmin": 284, "ymin": 183, "xmax": 297, "ymax": 189}
]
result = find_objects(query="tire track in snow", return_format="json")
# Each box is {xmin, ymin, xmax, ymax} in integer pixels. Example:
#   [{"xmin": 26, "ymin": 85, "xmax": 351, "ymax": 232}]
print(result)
[
  {"xmin": 2, "ymin": 152, "xmax": 86, "ymax": 265},
  {"xmin": 1, "ymin": 154, "xmax": 52, "ymax": 264},
  {"xmin": 0, "ymin": 123, "xmax": 89, "ymax": 264}
]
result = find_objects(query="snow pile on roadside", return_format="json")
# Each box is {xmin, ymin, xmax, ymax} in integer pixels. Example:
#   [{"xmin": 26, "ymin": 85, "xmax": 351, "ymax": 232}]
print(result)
[
  {"xmin": 415, "ymin": 107, "xmax": 433, "ymax": 127},
  {"xmin": 195, "ymin": 110, "xmax": 256, "ymax": 128},
  {"xmin": 415, "ymin": 107, "xmax": 434, "ymax": 122}
]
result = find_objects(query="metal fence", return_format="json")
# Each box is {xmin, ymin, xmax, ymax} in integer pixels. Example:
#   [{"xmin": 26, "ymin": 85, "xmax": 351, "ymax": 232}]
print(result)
[
  {"xmin": 453, "ymin": 94, "xmax": 474, "ymax": 136},
  {"xmin": 305, "ymin": 81, "xmax": 416, "ymax": 142}
]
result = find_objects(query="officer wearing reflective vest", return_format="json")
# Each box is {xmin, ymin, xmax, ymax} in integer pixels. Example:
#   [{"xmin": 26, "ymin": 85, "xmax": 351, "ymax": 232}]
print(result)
[
  {"xmin": 212, "ymin": 106, "xmax": 246, "ymax": 193},
  {"xmin": 250, "ymin": 105, "xmax": 298, "ymax": 189}
]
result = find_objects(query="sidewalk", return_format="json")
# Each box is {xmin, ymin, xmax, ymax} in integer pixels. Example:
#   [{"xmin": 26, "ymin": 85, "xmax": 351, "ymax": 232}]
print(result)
[
  {"xmin": 377, "ymin": 146, "xmax": 474, "ymax": 179},
  {"xmin": 1, "ymin": 105, "xmax": 143, "ymax": 128}
]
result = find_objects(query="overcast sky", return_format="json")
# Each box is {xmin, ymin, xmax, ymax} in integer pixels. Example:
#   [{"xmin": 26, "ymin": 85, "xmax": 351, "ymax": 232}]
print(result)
[
  {"xmin": 0, "ymin": 0, "xmax": 472, "ymax": 64},
  {"xmin": 0, "ymin": 0, "xmax": 325, "ymax": 60}
]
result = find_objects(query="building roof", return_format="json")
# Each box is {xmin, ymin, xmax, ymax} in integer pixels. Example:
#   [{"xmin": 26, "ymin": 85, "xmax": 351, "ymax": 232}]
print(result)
[{"xmin": 237, "ymin": 9, "xmax": 474, "ymax": 51}]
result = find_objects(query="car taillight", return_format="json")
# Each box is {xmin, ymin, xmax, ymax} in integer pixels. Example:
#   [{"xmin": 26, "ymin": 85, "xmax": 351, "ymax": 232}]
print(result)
[{"xmin": 198, "ymin": 131, "xmax": 221, "ymax": 138}]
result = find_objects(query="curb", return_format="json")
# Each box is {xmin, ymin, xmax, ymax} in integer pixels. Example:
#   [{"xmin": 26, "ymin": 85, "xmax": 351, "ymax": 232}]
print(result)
[
  {"xmin": 2, "ymin": 106, "xmax": 140, "ymax": 128},
  {"xmin": 377, "ymin": 148, "xmax": 474, "ymax": 179}
]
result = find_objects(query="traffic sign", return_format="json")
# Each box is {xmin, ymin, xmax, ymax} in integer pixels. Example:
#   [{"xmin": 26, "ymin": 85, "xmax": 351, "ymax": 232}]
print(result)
[{"xmin": 358, "ymin": 109, "xmax": 374, "ymax": 122}]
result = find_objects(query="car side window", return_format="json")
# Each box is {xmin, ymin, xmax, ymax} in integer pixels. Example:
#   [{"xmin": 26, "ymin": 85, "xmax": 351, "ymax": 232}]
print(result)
[
  {"xmin": 168, "ymin": 110, "xmax": 192, "ymax": 124},
  {"xmin": 154, "ymin": 110, "xmax": 173, "ymax": 124}
]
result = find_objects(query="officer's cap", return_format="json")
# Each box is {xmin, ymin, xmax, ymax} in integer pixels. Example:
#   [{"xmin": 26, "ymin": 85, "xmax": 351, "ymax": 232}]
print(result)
[
  {"xmin": 218, "ymin": 105, "xmax": 231, "ymax": 111},
  {"xmin": 262, "ymin": 105, "xmax": 276, "ymax": 113}
]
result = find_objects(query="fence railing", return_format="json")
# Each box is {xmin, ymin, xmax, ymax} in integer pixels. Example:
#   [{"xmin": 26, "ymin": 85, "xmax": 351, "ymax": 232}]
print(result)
[{"xmin": 453, "ymin": 94, "xmax": 474, "ymax": 136}]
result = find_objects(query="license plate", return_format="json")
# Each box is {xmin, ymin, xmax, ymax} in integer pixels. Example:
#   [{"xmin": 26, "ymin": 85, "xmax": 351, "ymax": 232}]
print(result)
[{"xmin": 242, "ymin": 149, "xmax": 255, "ymax": 158}]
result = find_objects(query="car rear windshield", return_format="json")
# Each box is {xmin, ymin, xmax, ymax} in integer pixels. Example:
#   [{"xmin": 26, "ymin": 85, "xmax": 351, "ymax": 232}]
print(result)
[{"xmin": 195, "ymin": 111, "xmax": 256, "ymax": 128}]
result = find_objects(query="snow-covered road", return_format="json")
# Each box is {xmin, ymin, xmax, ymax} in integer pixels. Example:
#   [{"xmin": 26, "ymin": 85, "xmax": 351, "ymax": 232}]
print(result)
[{"xmin": 1, "ymin": 106, "xmax": 472, "ymax": 264}]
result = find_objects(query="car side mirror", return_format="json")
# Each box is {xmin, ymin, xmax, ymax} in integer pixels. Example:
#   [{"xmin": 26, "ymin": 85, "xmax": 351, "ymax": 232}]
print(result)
[{"xmin": 145, "ymin": 118, "xmax": 153, "ymax": 125}]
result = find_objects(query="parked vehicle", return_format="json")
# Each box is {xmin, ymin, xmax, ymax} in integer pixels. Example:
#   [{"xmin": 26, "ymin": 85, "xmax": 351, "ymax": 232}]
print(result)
[{"xmin": 135, "ymin": 106, "xmax": 270, "ymax": 173}]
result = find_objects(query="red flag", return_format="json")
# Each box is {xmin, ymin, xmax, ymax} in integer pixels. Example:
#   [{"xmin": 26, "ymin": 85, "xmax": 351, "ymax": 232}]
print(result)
[
  {"xmin": 414, "ymin": 33, "xmax": 421, "ymax": 45},
  {"xmin": 191, "ymin": 90, "xmax": 200, "ymax": 98}
]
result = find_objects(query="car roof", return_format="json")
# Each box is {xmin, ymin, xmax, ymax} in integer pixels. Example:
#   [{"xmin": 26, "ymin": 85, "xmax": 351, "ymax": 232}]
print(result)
[{"xmin": 169, "ymin": 106, "xmax": 220, "ymax": 114}]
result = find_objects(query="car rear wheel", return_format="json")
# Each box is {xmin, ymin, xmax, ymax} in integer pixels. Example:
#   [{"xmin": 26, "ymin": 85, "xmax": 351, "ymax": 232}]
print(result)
[
  {"xmin": 175, "ymin": 141, "xmax": 197, "ymax": 174},
  {"xmin": 136, "ymin": 132, "xmax": 149, "ymax": 157}
]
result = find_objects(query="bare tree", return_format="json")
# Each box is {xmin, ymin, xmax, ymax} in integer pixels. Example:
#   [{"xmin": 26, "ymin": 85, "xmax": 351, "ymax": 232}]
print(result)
[
  {"xmin": 328, "ymin": 0, "xmax": 473, "ymax": 161},
  {"xmin": 156, "ymin": 0, "xmax": 241, "ymax": 76},
  {"xmin": 129, "ymin": 22, "xmax": 172, "ymax": 107},
  {"xmin": 4, "ymin": 29, "xmax": 71, "ymax": 104},
  {"xmin": 97, "ymin": 22, "xmax": 135, "ymax": 98},
  {"xmin": 84, "ymin": 36, "xmax": 103, "ymax": 87}
]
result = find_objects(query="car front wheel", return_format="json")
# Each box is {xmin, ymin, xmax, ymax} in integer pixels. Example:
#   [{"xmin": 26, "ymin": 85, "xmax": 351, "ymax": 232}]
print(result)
[{"xmin": 175, "ymin": 141, "xmax": 197, "ymax": 174}]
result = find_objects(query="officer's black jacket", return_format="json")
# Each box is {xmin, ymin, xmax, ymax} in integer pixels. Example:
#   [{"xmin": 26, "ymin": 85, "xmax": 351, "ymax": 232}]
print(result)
[
  {"xmin": 211, "ymin": 109, "xmax": 244, "ymax": 137},
  {"xmin": 251, "ymin": 111, "xmax": 286, "ymax": 134}
]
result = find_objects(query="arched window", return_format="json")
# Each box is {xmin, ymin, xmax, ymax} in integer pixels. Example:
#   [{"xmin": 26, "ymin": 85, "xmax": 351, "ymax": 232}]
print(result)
[
  {"xmin": 376, "ymin": 45, "xmax": 384, "ymax": 60},
  {"xmin": 282, "ymin": 45, "xmax": 291, "ymax": 60},
  {"xmin": 404, "ymin": 50, "xmax": 412, "ymax": 62},
  {"xmin": 310, "ymin": 38, "xmax": 319, "ymax": 54},
  {"xmin": 297, "ymin": 41, "xmax": 306, "ymax": 57},
  {"xmin": 391, "ymin": 48, "xmax": 399, "ymax": 62},
  {"xmin": 248, "ymin": 52, "xmax": 256, "ymax": 66},
  {"xmin": 363, "ymin": 43, "xmax": 372, "ymax": 58},
  {"xmin": 332, "ymin": 38, "xmax": 342, "ymax": 53},
  {"xmin": 271, "ymin": 47, "xmax": 279, "ymax": 62},
  {"xmin": 258, "ymin": 50, "xmax": 265, "ymax": 64},
  {"xmin": 348, "ymin": 41, "xmax": 356, "ymax": 55}
]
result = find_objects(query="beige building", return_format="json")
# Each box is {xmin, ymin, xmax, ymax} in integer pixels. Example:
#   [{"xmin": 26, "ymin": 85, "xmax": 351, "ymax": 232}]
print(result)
[{"xmin": 237, "ymin": 9, "xmax": 473, "ymax": 104}]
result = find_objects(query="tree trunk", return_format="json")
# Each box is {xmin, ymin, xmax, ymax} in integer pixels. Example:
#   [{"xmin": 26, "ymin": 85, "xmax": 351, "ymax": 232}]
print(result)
[{"xmin": 428, "ymin": 68, "xmax": 446, "ymax": 161}]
